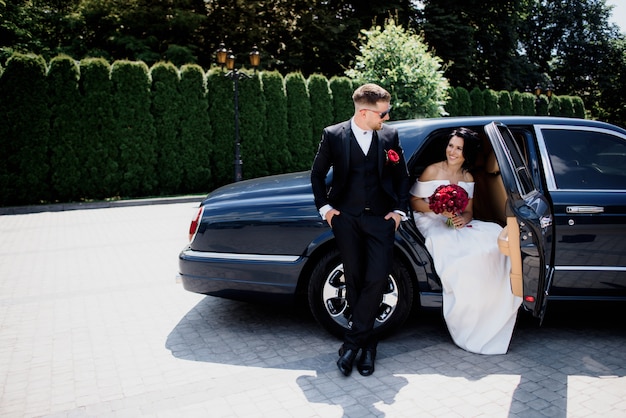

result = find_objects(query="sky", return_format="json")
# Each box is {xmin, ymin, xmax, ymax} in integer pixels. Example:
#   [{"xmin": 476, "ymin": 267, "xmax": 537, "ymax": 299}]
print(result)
[{"xmin": 606, "ymin": 0, "xmax": 626, "ymax": 33}]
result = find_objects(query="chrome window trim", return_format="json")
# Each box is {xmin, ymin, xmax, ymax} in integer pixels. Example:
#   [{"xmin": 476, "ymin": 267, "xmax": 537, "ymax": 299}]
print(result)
[
  {"xmin": 555, "ymin": 266, "xmax": 626, "ymax": 271},
  {"xmin": 182, "ymin": 249, "xmax": 300, "ymax": 263},
  {"xmin": 534, "ymin": 124, "xmax": 626, "ymax": 192}
]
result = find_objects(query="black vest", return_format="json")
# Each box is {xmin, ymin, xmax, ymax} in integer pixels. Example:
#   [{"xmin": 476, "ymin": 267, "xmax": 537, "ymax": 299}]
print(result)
[{"xmin": 337, "ymin": 134, "xmax": 392, "ymax": 216}]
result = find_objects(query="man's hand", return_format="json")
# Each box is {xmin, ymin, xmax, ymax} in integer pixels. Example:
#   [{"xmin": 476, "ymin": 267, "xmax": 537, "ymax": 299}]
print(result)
[
  {"xmin": 385, "ymin": 212, "xmax": 402, "ymax": 230},
  {"xmin": 325, "ymin": 208, "xmax": 341, "ymax": 227}
]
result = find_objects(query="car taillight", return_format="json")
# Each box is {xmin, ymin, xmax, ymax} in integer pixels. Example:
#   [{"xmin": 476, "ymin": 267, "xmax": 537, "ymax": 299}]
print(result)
[{"xmin": 189, "ymin": 206, "xmax": 203, "ymax": 242}]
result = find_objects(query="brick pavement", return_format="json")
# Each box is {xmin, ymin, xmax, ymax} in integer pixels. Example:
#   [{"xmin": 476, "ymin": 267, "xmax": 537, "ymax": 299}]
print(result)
[{"xmin": 0, "ymin": 201, "xmax": 625, "ymax": 417}]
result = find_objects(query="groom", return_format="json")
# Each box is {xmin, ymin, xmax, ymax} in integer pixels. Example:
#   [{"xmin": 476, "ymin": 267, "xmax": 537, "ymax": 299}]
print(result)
[{"xmin": 311, "ymin": 83, "xmax": 409, "ymax": 376}]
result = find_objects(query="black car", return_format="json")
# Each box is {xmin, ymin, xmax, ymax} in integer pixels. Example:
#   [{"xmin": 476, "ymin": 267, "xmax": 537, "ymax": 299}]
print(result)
[{"xmin": 179, "ymin": 116, "xmax": 626, "ymax": 337}]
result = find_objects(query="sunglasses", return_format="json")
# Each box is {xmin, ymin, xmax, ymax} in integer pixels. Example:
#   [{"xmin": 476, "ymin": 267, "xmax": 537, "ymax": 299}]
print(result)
[{"xmin": 363, "ymin": 108, "xmax": 391, "ymax": 119}]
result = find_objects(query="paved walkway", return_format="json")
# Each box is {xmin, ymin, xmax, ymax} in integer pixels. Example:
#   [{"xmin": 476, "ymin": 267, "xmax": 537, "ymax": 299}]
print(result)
[{"xmin": 0, "ymin": 200, "xmax": 625, "ymax": 417}]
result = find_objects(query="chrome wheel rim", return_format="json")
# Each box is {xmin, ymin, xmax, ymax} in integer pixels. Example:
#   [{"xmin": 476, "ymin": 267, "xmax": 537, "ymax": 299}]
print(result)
[{"xmin": 321, "ymin": 263, "xmax": 399, "ymax": 330}]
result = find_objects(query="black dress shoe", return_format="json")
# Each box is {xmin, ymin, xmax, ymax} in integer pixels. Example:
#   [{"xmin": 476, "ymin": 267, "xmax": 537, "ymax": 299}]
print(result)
[
  {"xmin": 337, "ymin": 346, "xmax": 358, "ymax": 376},
  {"xmin": 357, "ymin": 349, "xmax": 376, "ymax": 376}
]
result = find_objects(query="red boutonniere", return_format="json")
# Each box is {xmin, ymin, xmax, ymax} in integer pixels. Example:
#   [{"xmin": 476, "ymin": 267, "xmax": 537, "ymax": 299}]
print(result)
[{"xmin": 386, "ymin": 149, "xmax": 400, "ymax": 165}]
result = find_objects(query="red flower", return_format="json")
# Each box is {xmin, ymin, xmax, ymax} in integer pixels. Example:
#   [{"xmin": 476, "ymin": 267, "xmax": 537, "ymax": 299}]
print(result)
[
  {"xmin": 386, "ymin": 149, "xmax": 400, "ymax": 165},
  {"xmin": 428, "ymin": 184, "xmax": 469, "ymax": 227}
]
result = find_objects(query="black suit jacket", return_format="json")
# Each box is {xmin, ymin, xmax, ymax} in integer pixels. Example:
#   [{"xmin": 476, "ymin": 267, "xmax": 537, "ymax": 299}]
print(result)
[{"xmin": 311, "ymin": 120, "xmax": 410, "ymax": 215}]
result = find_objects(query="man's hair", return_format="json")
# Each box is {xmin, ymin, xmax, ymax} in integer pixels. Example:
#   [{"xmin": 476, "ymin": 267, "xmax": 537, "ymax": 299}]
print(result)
[{"xmin": 352, "ymin": 83, "xmax": 391, "ymax": 107}]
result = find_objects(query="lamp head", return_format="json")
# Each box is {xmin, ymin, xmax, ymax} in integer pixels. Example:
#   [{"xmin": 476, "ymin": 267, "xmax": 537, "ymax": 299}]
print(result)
[
  {"xmin": 216, "ymin": 42, "xmax": 228, "ymax": 67},
  {"xmin": 226, "ymin": 50, "xmax": 235, "ymax": 71},
  {"xmin": 249, "ymin": 45, "xmax": 261, "ymax": 69}
]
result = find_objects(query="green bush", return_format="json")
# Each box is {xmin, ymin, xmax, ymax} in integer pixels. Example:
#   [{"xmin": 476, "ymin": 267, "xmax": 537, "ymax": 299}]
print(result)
[
  {"xmin": 535, "ymin": 95, "xmax": 549, "ymax": 116},
  {"xmin": 47, "ymin": 55, "xmax": 83, "ymax": 202},
  {"xmin": 111, "ymin": 60, "xmax": 157, "ymax": 197},
  {"xmin": 308, "ymin": 74, "xmax": 334, "ymax": 145},
  {"xmin": 572, "ymin": 96, "xmax": 586, "ymax": 118},
  {"xmin": 558, "ymin": 96, "xmax": 575, "ymax": 118},
  {"xmin": 179, "ymin": 64, "xmax": 212, "ymax": 192},
  {"xmin": 0, "ymin": 53, "xmax": 50, "ymax": 206},
  {"xmin": 455, "ymin": 87, "xmax": 471, "ymax": 116},
  {"xmin": 79, "ymin": 58, "xmax": 117, "ymax": 199},
  {"xmin": 498, "ymin": 91, "xmax": 513, "ymax": 116},
  {"xmin": 470, "ymin": 87, "xmax": 485, "ymax": 116},
  {"xmin": 285, "ymin": 72, "xmax": 313, "ymax": 171},
  {"xmin": 207, "ymin": 68, "xmax": 235, "ymax": 186},
  {"xmin": 239, "ymin": 71, "xmax": 267, "ymax": 179},
  {"xmin": 151, "ymin": 62, "xmax": 183, "ymax": 194},
  {"xmin": 511, "ymin": 91, "xmax": 523, "ymax": 115},
  {"xmin": 329, "ymin": 76, "xmax": 354, "ymax": 123},
  {"xmin": 262, "ymin": 71, "xmax": 290, "ymax": 174},
  {"xmin": 521, "ymin": 92, "xmax": 536, "ymax": 116},
  {"xmin": 0, "ymin": 51, "xmax": 594, "ymax": 206},
  {"xmin": 483, "ymin": 89, "xmax": 499, "ymax": 115},
  {"xmin": 548, "ymin": 96, "xmax": 561, "ymax": 117},
  {"xmin": 445, "ymin": 87, "xmax": 458, "ymax": 116}
]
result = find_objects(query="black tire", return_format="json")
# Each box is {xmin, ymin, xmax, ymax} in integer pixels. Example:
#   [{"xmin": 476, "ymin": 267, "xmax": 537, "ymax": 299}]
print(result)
[{"xmin": 307, "ymin": 248, "xmax": 414, "ymax": 339}]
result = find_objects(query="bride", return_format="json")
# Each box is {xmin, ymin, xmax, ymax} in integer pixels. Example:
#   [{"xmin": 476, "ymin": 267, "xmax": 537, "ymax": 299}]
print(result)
[{"xmin": 409, "ymin": 127, "xmax": 522, "ymax": 355}]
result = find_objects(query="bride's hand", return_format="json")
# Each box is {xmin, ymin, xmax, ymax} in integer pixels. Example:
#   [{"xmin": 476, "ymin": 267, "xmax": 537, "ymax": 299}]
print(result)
[{"xmin": 451, "ymin": 213, "xmax": 468, "ymax": 228}]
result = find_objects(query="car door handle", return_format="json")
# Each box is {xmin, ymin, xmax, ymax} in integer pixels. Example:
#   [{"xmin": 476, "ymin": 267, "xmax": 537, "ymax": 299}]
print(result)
[{"xmin": 566, "ymin": 206, "xmax": 604, "ymax": 214}]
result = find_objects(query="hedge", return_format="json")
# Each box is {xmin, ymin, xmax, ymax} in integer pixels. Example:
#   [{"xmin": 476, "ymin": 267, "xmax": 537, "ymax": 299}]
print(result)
[{"xmin": 0, "ymin": 53, "xmax": 587, "ymax": 206}]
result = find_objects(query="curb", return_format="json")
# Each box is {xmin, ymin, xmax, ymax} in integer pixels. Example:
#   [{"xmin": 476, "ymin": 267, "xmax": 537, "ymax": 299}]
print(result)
[{"xmin": 0, "ymin": 194, "xmax": 206, "ymax": 216}]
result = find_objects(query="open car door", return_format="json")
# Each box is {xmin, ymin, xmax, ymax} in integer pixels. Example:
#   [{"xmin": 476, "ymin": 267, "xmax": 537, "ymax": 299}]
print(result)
[{"xmin": 484, "ymin": 122, "xmax": 554, "ymax": 322}]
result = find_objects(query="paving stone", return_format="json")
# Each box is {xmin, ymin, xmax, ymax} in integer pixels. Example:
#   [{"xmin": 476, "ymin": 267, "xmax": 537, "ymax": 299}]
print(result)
[{"xmin": 0, "ymin": 201, "xmax": 625, "ymax": 417}]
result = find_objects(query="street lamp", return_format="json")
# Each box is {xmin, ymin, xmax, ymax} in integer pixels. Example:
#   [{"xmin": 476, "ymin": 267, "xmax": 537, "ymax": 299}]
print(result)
[
  {"xmin": 545, "ymin": 84, "xmax": 553, "ymax": 102},
  {"xmin": 534, "ymin": 83, "xmax": 542, "ymax": 104},
  {"xmin": 216, "ymin": 43, "xmax": 261, "ymax": 182},
  {"xmin": 534, "ymin": 83, "xmax": 554, "ymax": 103}
]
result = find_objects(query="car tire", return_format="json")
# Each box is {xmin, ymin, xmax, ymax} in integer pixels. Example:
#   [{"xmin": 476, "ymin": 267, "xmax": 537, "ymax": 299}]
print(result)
[{"xmin": 307, "ymin": 248, "xmax": 414, "ymax": 339}]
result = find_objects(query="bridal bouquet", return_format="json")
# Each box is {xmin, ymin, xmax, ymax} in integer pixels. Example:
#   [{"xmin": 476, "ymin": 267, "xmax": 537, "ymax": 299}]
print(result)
[{"xmin": 428, "ymin": 184, "xmax": 469, "ymax": 228}]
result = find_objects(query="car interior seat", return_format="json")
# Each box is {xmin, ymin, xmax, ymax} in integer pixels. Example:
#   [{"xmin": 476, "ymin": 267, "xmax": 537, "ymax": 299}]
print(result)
[{"xmin": 483, "ymin": 151, "xmax": 508, "ymax": 226}]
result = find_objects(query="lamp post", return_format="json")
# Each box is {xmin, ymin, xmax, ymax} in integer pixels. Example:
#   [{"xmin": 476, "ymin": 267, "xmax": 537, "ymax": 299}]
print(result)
[
  {"xmin": 533, "ymin": 83, "xmax": 554, "ymax": 103},
  {"xmin": 216, "ymin": 43, "xmax": 260, "ymax": 182},
  {"xmin": 534, "ymin": 83, "xmax": 542, "ymax": 104}
]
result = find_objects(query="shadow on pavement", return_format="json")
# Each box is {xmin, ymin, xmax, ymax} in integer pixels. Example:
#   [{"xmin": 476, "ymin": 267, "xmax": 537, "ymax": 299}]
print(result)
[{"xmin": 166, "ymin": 296, "xmax": 626, "ymax": 416}]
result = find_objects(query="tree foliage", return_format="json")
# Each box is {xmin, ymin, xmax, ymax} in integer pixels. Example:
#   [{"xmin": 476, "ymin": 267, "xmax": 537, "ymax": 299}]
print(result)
[
  {"xmin": 346, "ymin": 18, "xmax": 449, "ymax": 119},
  {"xmin": 308, "ymin": 74, "xmax": 334, "ymax": 150},
  {"xmin": 47, "ymin": 55, "xmax": 83, "ymax": 201},
  {"xmin": 285, "ymin": 72, "xmax": 313, "ymax": 171},
  {"xmin": 261, "ymin": 70, "xmax": 290, "ymax": 174},
  {"xmin": 207, "ymin": 68, "xmax": 235, "ymax": 185},
  {"xmin": 0, "ymin": 0, "xmax": 624, "ymax": 125},
  {"xmin": 329, "ymin": 76, "xmax": 355, "ymax": 123},
  {"xmin": 79, "ymin": 57, "xmax": 117, "ymax": 199},
  {"xmin": 110, "ymin": 60, "xmax": 156, "ymax": 197},
  {"xmin": 0, "ymin": 53, "xmax": 50, "ymax": 205},
  {"xmin": 178, "ymin": 64, "xmax": 212, "ymax": 192},
  {"xmin": 239, "ymin": 71, "xmax": 268, "ymax": 179},
  {"xmin": 151, "ymin": 62, "xmax": 183, "ymax": 194}
]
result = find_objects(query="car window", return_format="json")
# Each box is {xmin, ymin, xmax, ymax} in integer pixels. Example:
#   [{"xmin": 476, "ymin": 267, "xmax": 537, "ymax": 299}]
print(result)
[
  {"xmin": 495, "ymin": 124, "xmax": 535, "ymax": 196},
  {"xmin": 541, "ymin": 129, "xmax": 626, "ymax": 190}
]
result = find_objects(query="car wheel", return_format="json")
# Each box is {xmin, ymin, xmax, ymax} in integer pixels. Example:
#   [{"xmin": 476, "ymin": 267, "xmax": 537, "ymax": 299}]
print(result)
[{"xmin": 308, "ymin": 248, "xmax": 414, "ymax": 338}]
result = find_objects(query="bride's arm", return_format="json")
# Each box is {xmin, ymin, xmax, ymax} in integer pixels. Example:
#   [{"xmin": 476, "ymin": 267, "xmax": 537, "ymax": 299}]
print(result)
[
  {"xmin": 410, "ymin": 195, "xmax": 431, "ymax": 213},
  {"xmin": 409, "ymin": 164, "xmax": 438, "ymax": 214}
]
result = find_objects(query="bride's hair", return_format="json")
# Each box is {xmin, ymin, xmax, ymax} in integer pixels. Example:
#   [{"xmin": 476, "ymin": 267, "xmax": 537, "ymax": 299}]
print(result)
[{"xmin": 449, "ymin": 127, "xmax": 481, "ymax": 170}]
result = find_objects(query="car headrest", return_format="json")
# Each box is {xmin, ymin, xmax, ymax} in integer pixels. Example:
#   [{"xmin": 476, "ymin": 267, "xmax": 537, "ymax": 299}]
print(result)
[{"xmin": 485, "ymin": 151, "xmax": 500, "ymax": 174}]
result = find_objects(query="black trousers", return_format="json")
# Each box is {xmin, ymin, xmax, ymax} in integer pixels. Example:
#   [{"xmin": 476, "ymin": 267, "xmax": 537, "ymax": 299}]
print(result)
[{"xmin": 332, "ymin": 211, "xmax": 396, "ymax": 350}]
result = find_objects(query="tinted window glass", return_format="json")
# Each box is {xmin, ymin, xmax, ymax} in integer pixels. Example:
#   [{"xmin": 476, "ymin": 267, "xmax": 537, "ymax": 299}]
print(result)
[
  {"xmin": 497, "ymin": 125, "xmax": 535, "ymax": 195},
  {"xmin": 542, "ymin": 129, "xmax": 626, "ymax": 189}
]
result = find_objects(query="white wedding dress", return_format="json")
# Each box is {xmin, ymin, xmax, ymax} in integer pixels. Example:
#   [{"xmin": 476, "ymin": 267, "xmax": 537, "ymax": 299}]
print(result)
[{"xmin": 410, "ymin": 180, "xmax": 522, "ymax": 355}]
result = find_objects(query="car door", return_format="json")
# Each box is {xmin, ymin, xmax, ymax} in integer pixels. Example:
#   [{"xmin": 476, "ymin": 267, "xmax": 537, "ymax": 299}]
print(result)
[
  {"xmin": 484, "ymin": 122, "xmax": 554, "ymax": 321},
  {"xmin": 534, "ymin": 125, "xmax": 626, "ymax": 299}
]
